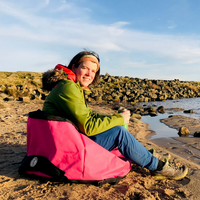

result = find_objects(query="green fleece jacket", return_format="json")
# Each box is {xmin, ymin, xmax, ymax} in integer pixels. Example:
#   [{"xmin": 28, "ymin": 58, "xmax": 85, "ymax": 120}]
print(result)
[{"xmin": 42, "ymin": 79, "xmax": 124, "ymax": 136}]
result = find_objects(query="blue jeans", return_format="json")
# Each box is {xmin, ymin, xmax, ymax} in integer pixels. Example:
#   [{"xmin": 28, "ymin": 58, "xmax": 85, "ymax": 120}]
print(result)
[{"xmin": 89, "ymin": 126, "xmax": 158, "ymax": 171}]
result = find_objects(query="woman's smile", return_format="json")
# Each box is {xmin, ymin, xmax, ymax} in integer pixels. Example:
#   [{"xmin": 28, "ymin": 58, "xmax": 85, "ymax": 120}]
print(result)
[{"xmin": 73, "ymin": 61, "xmax": 97, "ymax": 87}]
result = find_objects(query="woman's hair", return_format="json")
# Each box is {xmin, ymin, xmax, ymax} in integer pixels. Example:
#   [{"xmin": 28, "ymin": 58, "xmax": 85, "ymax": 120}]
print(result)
[{"xmin": 68, "ymin": 50, "xmax": 100, "ymax": 85}]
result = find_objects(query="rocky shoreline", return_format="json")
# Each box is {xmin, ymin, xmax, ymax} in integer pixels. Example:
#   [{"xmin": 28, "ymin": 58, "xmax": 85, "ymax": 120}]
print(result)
[
  {"xmin": 2, "ymin": 71, "xmax": 200, "ymax": 138},
  {"xmin": 1, "ymin": 71, "xmax": 200, "ymax": 140},
  {"xmin": 1, "ymin": 71, "xmax": 200, "ymax": 104}
]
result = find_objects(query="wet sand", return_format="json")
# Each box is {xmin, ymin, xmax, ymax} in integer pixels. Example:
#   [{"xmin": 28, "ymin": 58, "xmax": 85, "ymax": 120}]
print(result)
[{"xmin": 0, "ymin": 100, "xmax": 200, "ymax": 199}]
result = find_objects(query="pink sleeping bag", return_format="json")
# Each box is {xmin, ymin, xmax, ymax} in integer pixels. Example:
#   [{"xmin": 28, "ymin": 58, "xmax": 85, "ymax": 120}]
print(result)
[{"xmin": 26, "ymin": 117, "xmax": 132, "ymax": 181}]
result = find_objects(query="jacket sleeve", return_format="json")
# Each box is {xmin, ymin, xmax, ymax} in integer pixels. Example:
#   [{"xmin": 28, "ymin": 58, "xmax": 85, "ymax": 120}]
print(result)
[{"xmin": 51, "ymin": 81, "xmax": 124, "ymax": 136}]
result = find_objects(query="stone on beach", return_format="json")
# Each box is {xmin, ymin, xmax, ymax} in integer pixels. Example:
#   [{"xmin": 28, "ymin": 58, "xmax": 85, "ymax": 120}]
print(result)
[
  {"xmin": 184, "ymin": 109, "xmax": 195, "ymax": 113},
  {"xmin": 194, "ymin": 131, "xmax": 200, "ymax": 137},
  {"xmin": 157, "ymin": 106, "xmax": 165, "ymax": 113},
  {"xmin": 178, "ymin": 127, "xmax": 190, "ymax": 137}
]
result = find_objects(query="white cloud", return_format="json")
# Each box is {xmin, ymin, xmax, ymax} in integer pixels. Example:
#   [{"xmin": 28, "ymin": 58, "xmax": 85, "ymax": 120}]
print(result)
[
  {"xmin": 0, "ymin": 48, "xmax": 62, "ymax": 72},
  {"xmin": 1, "ymin": 1, "xmax": 199, "ymax": 60},
  {"xmin": 1, "ymin": 0, "xmax": 200, "ymax": 81},
  {"xmin": 0, "ymin": 1, "xmax": 48, "ymax": 28}
]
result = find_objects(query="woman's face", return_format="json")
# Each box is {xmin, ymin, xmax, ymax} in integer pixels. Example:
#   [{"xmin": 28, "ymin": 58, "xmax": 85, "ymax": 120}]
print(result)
[{"xmin": 73, "ymin": 61, "xmax": 97, "ymax": 87}]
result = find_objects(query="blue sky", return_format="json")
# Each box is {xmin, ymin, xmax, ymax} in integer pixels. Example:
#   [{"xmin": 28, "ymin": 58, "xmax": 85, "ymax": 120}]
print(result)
[{"xmin": 1, "ymin": 0, "xmax": 200, "ymax": 81}]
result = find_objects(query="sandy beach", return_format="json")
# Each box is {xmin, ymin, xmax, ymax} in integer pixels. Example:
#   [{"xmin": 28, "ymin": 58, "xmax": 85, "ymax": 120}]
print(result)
[{"xmin": 1, "ymin": 100, "xmax": 200, "ymax": 200}]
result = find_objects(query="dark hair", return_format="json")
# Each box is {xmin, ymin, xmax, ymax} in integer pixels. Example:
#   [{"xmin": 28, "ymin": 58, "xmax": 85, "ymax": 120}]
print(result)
[{"xmin": 67, "ymin": 51, "xmax": 100, "ymax": 85}]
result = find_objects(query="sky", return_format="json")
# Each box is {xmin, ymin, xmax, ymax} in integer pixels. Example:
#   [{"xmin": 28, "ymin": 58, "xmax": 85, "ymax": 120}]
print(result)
[{"xmin": 1, "ymin": 0, "xmax": 200, "ymax": 81}]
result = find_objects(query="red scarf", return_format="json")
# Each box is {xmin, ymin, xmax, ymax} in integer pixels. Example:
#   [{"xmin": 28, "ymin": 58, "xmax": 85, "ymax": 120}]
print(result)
[{"xmin": 54, "ymin": 64, "xmax": 76, "ymax": 82}]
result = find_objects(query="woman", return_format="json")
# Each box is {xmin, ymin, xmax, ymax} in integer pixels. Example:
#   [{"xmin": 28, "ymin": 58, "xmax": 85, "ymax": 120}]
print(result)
[{"xmin": 42, "ymin": 50, "xmax": 188, "ymax": 180}]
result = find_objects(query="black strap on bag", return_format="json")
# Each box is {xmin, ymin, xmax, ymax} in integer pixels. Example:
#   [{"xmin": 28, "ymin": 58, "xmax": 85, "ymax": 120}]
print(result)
[
  {"xmin": 18, "ymin": 155, "xmax": 67, "ymax": 182},
  {"xmin": 18, "ymin": 155, "xmax": 124, "ymax": 186}
]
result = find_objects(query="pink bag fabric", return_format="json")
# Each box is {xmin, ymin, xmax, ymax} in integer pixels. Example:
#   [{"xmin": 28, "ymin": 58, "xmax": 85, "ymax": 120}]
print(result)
[{"xmin": 27, "ymin": 117, "xmax": 132, "ymax": 181}]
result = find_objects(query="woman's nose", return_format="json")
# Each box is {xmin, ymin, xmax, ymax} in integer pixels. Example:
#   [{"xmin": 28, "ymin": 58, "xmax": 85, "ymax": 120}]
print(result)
[{"xmin": 86, "ymin": 70, "xmax": 91, "ymax": 76}]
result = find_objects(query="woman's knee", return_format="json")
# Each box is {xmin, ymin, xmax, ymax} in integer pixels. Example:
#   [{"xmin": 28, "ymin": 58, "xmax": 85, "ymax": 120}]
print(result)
[
  {"xmin": 114, "ymin": 125, "xmax": 127, "ymax": 132},
  {"xmin": 114, "ymin": 126, "xmax": 134, "ymax": 140}
]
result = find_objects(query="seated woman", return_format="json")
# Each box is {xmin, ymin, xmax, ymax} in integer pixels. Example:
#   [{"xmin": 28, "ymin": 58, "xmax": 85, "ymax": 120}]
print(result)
[{"xmin": 42, "ymin": 50, "xmax": 188, "ymax": 180}]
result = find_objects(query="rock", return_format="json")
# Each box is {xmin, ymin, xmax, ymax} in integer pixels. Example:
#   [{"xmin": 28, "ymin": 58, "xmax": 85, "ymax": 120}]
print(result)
[
  {"xmin": 130, "ymin": 100, "xmax": 139, "ymax": 104},
  {"xmin": 95, "ymin": 96, "xmax": 102, "ymax": 102},
  {"xmin": 141, "ymin": 111, "xmax": 149, "ymax": 116},
  {"xmin": 144, "ymin": 106, "xmax": 156, "ymax": 113},
  {"xmin": 0, "ymin": 93, "xmax": 9, "ymax": 99},
  {"xmin": 131, "ymin": 113, "xmax": 141, "ymax": 120},
  {"xmin": 122, "ymin": 95, "xmax": 128, "ymax": 101},
  {"xmin": 183, "ymin": 109, "xmax": 195, "ymax": 113},
  {"xmin": 157, "ymin": 106, "xmax": 165, "ymax": 113},
  {"xmin": 3, "ymin": 96, "xmax": 15, "ymax": 101},
  {"xmin": 113, "ymin": 96, "xmax": 121, "ymax": 102},
  {"xmin": 87, "ymin": 97, "xmax": 95, "ymax": 102},
  {"xmin": 149, "ymin": 112, "xmax": 158, "ymax": 117},
  {"xmin": 41, "ymin": 93, "xmax": 47, "ymax": 100},
  {"xmin": 163, "ymin": 188, "xmax": 175, "ymax": 196},
  {"xmin": 194, "ymin": 131, "xmax": 200, "ymax": 137},
  {"xmin": 130, "ymin": 118, "xmax": 142, "ymax": 124},
  {"xmin": 168, "ymin": 115, "xmax": 181, "ymax": 118},
  {"xmin": 18, "ymin": 97, "xmax": 30, "ymax": 102},
  {"xmin": 144, "ymin": 97, "xmax": 149, "ymax": 102},
  {"xmin": 178, "ymin": 127, "xmax": 190, "ymax": 137}
]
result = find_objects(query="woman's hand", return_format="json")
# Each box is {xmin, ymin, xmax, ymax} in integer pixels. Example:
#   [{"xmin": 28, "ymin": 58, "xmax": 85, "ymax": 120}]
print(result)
[
  {"xmin": 123, "ymin": 109, "xmax": 131, "ymax": 124},
  {"xmin": 119, "ymin": 109, "xmax": 131, "ymax": 124}
]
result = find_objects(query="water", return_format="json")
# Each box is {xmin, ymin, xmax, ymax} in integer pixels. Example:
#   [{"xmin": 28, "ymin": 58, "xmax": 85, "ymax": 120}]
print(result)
[{"xmin": 140, "ymin": 97, "xmax": 200, "ymax": 140}]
